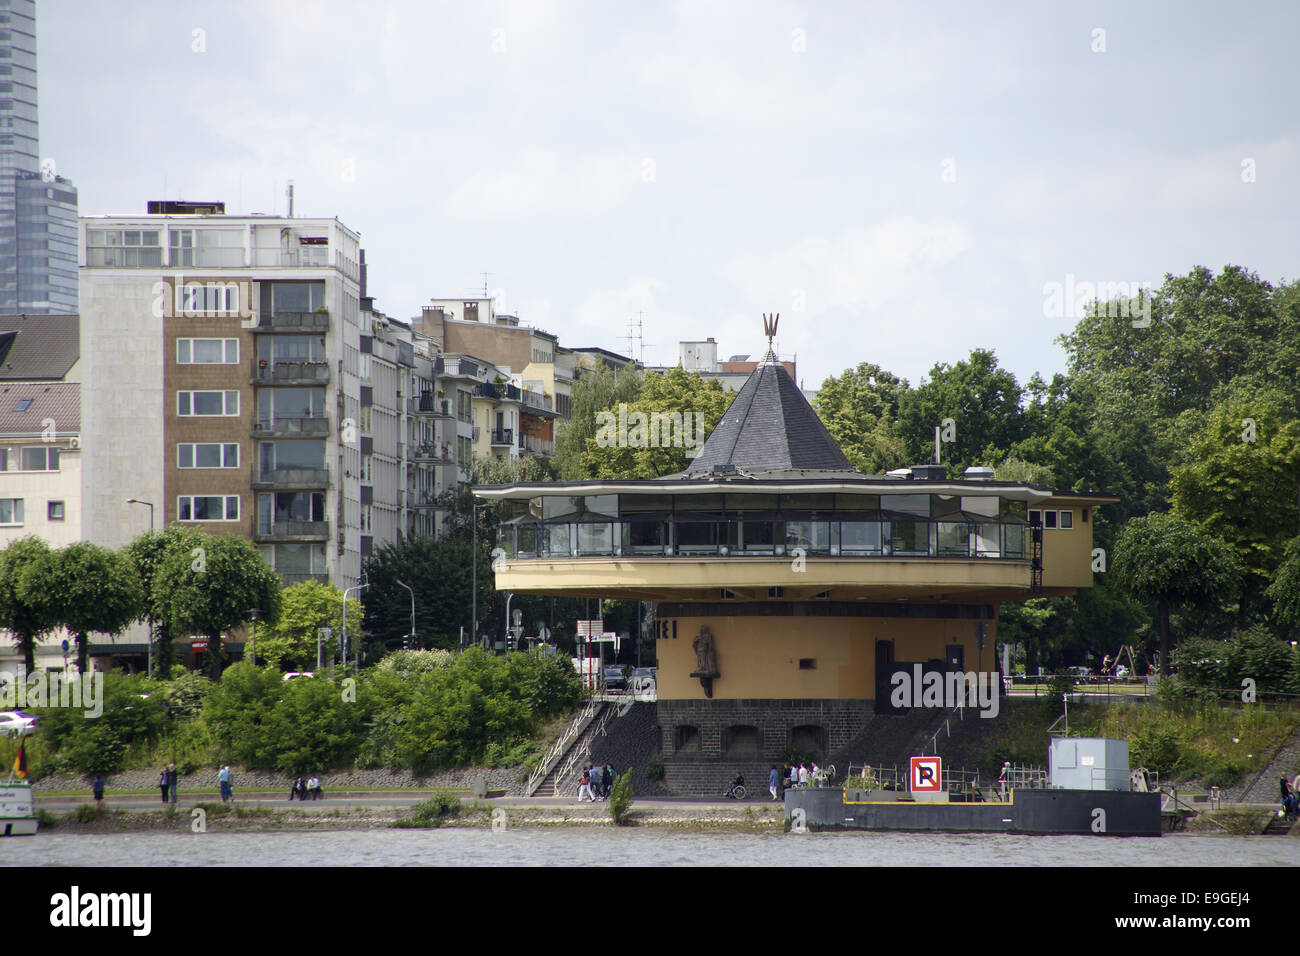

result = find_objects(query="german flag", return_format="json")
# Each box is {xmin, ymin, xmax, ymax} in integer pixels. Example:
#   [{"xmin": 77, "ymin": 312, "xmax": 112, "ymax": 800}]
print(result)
[{"xmin": 12, "ymin": 739, "xmax": 26, "ymax": 779}]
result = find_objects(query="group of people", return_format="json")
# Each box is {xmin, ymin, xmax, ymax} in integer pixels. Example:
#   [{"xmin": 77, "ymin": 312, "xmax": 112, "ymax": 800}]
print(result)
[
  {"xmin": 157, "ymin": 763, "xmax": 179, "ymax": 804},
  {"xmin": 1281, "ymin": 774, "xmax": 1300, "ymax": 819},
  {"xmin": 290, "ymin": 776, "xmax": 324, "ymax": 800},
  {"xmin": 773, "ymin": 762, "xmax": 818, "ymax": 797},
  {"xmin": 577, "ymin": 764, "xmax": 616, "ymax": 802}
]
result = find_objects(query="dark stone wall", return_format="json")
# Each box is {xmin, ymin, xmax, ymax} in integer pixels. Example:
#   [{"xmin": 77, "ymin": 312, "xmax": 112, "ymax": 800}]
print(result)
[{"xmin": 658, "ymin": 698, "xmax": 871, "ymax": 795}]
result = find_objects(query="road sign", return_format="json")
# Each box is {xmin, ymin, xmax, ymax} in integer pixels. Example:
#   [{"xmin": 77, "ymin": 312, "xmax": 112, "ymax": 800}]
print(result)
[
  {"xmin": 910, "ymin": 756, "xmax": 942, "ymax": 793},
  {"xmin": 191, "ymin": 639, "xmax": 208, "ymax": 651},
  {"xmin": 576, "ymin": 620, "xmax": 603, "ymax": 638}
]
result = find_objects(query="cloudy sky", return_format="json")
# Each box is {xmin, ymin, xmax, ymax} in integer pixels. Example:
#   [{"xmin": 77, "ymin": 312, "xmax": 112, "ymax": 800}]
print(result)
[{"xmin": 40, "ymin": 0, "xmax": 1300, "ymax": 391}]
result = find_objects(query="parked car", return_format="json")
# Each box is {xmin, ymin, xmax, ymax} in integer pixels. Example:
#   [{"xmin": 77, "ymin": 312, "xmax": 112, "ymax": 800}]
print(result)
[
  {"xmin": 0, "ymin": 710, "xmax": 37, "ymax": 737},
  {"xmin": 603, "ymin": 666, "xmax": 627, "ymax": 691}
]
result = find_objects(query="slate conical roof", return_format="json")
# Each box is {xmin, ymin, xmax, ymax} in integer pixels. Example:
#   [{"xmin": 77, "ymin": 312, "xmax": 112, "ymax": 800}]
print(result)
[{"xmin": 681, "ymin": 350, "xmax": 857, "ymax": 477}]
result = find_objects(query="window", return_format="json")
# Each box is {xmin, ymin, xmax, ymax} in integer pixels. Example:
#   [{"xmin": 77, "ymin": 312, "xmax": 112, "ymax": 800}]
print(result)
[
  {"xmin": 0, "ymin": 497, "xmax": 22, "ymax": 524},
  {"xmin": 169, "ymin": 228, "xmax": 194, "ymax": 266},
  {"xmin": 12, "ymin": 398, "xmax": 31, "ymax": 411},
  {"xmin": 19, "ymin": 446, "xmax": 59, "ymax": 471},
  {"xmin": 47, "ymin": 501, "xmax": 64, "ymax": 521},
  {"xmin": 177, "ymin": 338, "xmax": 239, "ymax": 364},
  {"xmin": 799, "ymin": 658, "xmax": 816, "ymax": 670},
  {"xmin": 265, "ymin": 542, "xmax": 327, "ymax": 574},
  {"xmin": 177, "ymin": 443, "xmax": 240, "ymax": 469},
  {"xmin": 178, "ymin": 285, "xmax": 239, "ymax": 315},
  {"xmin": 86, "ymin": 229, "xmax": 163, "ymax": 267},
  {"xmin": 1059, "ymin": 510, "xmax": 1073, "ymax": 530},
  {"xmin": 1028, "ymin": 509, "xmax": 1041, "ymax": 527},
  {"xmin": 264, "ymin": 281, "xmax": 325, "ymax": 314},
  {"xmin": 1044, "ymin": 510, "xmax": 1058, "ymax": 529},
  {"xmin": 177, "ymin": 390, "xmax": 239, "ymax": 416},
  {"xmin": 178, "ymin": 495, "xmax": 240, "ymax": 521}
]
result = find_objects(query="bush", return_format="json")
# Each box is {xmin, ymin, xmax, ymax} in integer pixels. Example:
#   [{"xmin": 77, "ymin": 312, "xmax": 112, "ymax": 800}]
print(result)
[
  {"xmin": 1130, "ymin": 727, "xmax": 1181, "ymax": 777},
  {"xmin": 1043, "ymin": 671, "xmax": 1073, "ymax": 718},
  {"xmin": 378, "ymin": 649, "xmax": 455, "ymax": 674},
  {"xmin": 646, "ymin": 757, "xmax": 665, "ymax": 781},
  {"xmin": 608, "ymin": 772, "xmax": 634, "ymax": 826},
  {"xmin": 70, "ymin": 802, "xmax": 105, "ymax": 823},
  {"xmin": 393, "ymin": 791, "xmax": 462, "ymax": 828}
]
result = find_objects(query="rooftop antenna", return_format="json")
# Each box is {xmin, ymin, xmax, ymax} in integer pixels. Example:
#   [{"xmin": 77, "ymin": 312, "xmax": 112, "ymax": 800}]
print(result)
[
  {"xmin": 482, "ymin": 272, "xmax": 490, "ymax": 297},
  {"xmin": 625, "ymin": 312, "xmax": 650, "ymax": 364},
  {"xmin": 287, "ymin": 181, "xmax": 294, "ymax": 217}
]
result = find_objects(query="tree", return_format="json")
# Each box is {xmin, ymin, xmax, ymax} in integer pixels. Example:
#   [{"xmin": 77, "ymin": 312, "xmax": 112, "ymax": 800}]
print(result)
[
  {"xmin": 812, "ymin": 362, "xmax": 909, "ymax": 473},
  {"xmin": 364, "ymin": 533, "xmax": 482, "ymax": 651},
  {"xmin": 1266, "ymin": 536, "xmax": 1300, "ymax": 635},
  {"xmin": 0, "ymin": 536, "xmax": 58, "ymax": 673},
  {"xmin": 39, "ymin": 542, "xmax": 142, "ymax": 674},
  {"xmin": 896, "ymin": 349, "xmax": 1027, "ymax": 473},
  {"xmin": 552, "ymin": 361, "xmax": 643, "ymax": 480},
  {"xmin": 154, "ymin": 532, "xmax": 283, "ymax": 679},
  {"xmin": 258, "ymin": 580, "xmax": 362, "ymax": 669},
  {"xmin": 125, "ymin": 526, "xmax": 203, "ymax": 678},
  {"xmin": 581, "ymin": 366, "xmax": 733, "ymax": 479},
  {"xmin": 1170, "ymin": 391, "xmax": 1300, "ymax": 608},
  {"xmin": 1112, "ymin": 514, "xmax": 1244, "ymax": 674}
]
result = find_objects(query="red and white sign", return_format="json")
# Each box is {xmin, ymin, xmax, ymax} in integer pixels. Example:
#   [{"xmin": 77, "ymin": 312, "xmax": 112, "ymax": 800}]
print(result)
[
  {"xmin": 910, "ymin": 756, "xmax": 942, "ymax": 792},
  {"xmin": 576, "ymin": 620, "xmax": 604, "ymax": 638},
  {"xmin": 191, "ymin": 640, "xmax": 208, "ymax": 651}
]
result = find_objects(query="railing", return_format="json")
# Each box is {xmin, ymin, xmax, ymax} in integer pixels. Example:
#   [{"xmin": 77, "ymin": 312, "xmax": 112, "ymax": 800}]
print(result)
[
  {"xmin": 441, "ymin": 358, "xmax": 478, "ymax": 378},
  {"xmin": 410, "ymin": 443, "xmax": 454, "ymax": 462},
  {"xmin": 256, "ymin": 310, "xmax": 330, "ymax": 331},
  {"xmin": 254, "ymin": 519, "xmax": 329, "ymax": 540},
  {"xmin": 490, "ymin": 428, "xmax": 513, "ymax": 445},
  {"xmin": 521, "ymin": 434, "xmax": 554, "ymax": 455},
  {"xmin": 411, "ymin": 394, "xmax": 451, "ymax": 416},
  {"xmin": 251, "ymin": 247, "xmax": 331, "ymax": 268},
  {"xmin": 547, "ymin": 702, "xmax": 618, "ymax": 797},
  {"xmin": 521, "ymin": 389, "xmax": 553, "ymax": 412},
  {"xmin": 526, "ymin": 700, "xmax": 601, "ymax": 796},
  {"xmin": 253, "ymin": 416, "xmax": 329, "ymax": 436},
  {"xmin": 254, "ymin": 467, "xmax": 329, "ymax": 487}
]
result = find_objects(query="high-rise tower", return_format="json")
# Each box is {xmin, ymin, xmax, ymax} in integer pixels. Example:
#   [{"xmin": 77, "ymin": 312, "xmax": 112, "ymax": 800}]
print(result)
[{"xmin": 0, "ymin": 0, "xmax": 78, "ymax": 314}]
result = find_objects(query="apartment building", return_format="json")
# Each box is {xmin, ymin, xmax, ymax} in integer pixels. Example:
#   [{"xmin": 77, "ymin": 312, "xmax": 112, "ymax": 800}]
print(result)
[
  {"xmin": 0, "ymin": 314, "xmax": 80, "ymax": 548},
  {"xmin": 79, "ymin": 203, "xmax": 369, "ymax": 588},
  {"xmin": 415, "ymin": 297, "xmax": 567, "ymax": 459},
  {"xmin": 650, "ymin": 337, "xmax": 798, "ymax": 392}
]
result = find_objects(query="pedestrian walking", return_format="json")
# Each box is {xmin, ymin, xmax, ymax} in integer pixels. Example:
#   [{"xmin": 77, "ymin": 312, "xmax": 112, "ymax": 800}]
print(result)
[
  {"xmin": 92, "ymin": 774, "xmax": 105, "ymax": 805},
  {"xmin": 578, "ymin": 766, "xmax": 595, "ymax": 802},
  {"xmin": 168, "ymin": 762, "xmax": 179, "ymax": 804},
  {"xmin": 218, "ymin": 765, "xmax": 233, "ymax": 804},
  {"xmin": 158, "ymin": 766, "xmax": 170, "ymax": 804},
  {"xmin": 769, "ymin": 765, "xmax": 779, "ymax": 801},
  {"xmin": 600, "ymin": 764, "xmax": 612, "ymax": 800}
]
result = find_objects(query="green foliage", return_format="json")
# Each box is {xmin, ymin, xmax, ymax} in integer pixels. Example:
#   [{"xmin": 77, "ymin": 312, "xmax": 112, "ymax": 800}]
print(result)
[
  {"xmin": 1266, "ymin": 536, "xmax": 1300, "ymax": 632},
  {"xmin": 30, "ymin": 672, "xmax": 168, "ymax": 774},
  {"xmin": 582, "ymin": 366, "xmax": 734, "ymax": 479},
  {"xmin": 608, "ymin": 771, "xmax": 634, "ymax": 825},
  {"xmin": 813, "ymin": 362, "xmax": 909, "ymax": 473},
  {"xmin": 0, "ymin": 536, "xmax": 58, "ymax": 672},
  {"xmin": 259, "ymin": 580, "xmax": 361, "ymax": 669},
  {"xmin": 392, "ymin": 792, "xmax": 463, "ymax": 828},
  {"xmin": 1129, "ymin": 727, "xmax": 1181, "ymax": 776},
  {"xmin": 1172, "ymin": 626, "xmax": 1300, "ymax": 698},
  {"xmin": 377, "ymin": 649, "xmax": 454, "ymax": 674},
  {"xmin": 202, "ymin": 662, "xmax": 286, "ymax": 767},
  {"xmin": 70, "ymin": 802, "xmax": 106, "ymax": 823},
  {"xmin": 553, "ymin": 360, "xmax": 644, "ymax": 480},
  {"xmin": 363, "ymin": 533, "xmax": 480, "ymax": 651},
  {"xmin": 153, "ymin": 531, "xmax": 283, "ymax": 678},
  {"xmin": 1043, "ymin": 671, "xmax": 1073, "ymax": 718},
  {"xmin": 646, "ymin": 757, "xmax": 665, "ymax": 781},
  {"xmin": 162, "ymin": 669, "xmax": 212, "ymax": 720},
  {"xmin": 38, "ymin": 542, "xmax": 142, "ymax": 674}
]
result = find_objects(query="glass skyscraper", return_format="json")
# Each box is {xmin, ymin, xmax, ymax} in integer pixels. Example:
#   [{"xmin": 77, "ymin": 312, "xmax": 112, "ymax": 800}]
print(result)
[{"xmin": 0, "ymin": 0, "xmax": 77, "ymax": 314}]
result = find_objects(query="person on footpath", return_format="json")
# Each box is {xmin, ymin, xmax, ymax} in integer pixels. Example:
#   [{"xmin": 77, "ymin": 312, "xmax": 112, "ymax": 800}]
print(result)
[
  {"xmin": 219, "ymin": 765, "xmax": 233, "ymax": 803},
  {"xmin": 798, "ymin": 763, "xmax": 810, "ymax": 787},
  {"xmin": 168, "ymin": 762, "xmax": 179, "ymax": 804},
  {"xmin": 600, "ymin": 764, "xmax": 613, "ymax": 800},
  {"xmin": 291, "ymin": 776, "xmax": 306, "ymax": 800},
  {"xmin": 308, "ymin": 774, "xmax": 322, "ymax": 800},
  {"xmin": 92, "ymin": 774, "xmax": 105, "ymax": 806},
  {"xmin": 769, "ymin": 765, "xmax": 779, "ymax": 801},
  {"xmin": 158, "ymin": 766, "xmax": 170, "ymax": 804},
  {"xmin": 578, "ymin": 766, "xmax": 595, "ymax": 802}
]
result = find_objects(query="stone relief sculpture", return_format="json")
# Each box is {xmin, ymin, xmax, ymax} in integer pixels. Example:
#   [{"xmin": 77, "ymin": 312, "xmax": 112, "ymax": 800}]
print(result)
[{"xmin": 691, "ymin": 626, "xmax": 719, "ymax": 697}]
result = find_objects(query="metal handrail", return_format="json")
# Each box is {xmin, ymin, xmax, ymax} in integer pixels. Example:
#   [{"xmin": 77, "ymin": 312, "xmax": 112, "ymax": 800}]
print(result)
[
  {"xmin": 549, "ymin": 702, "xmax": 618, "ymax": 797},
  {"xmin": 525, "ymin": 700, "xmax": 599, "ymax": 796}
]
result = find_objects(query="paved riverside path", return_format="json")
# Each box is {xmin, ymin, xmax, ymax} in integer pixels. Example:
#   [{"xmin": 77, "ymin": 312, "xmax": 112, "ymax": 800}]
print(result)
[{"xmin": 34, "ymin": 791, "xmax": 775, "ymax": 813}]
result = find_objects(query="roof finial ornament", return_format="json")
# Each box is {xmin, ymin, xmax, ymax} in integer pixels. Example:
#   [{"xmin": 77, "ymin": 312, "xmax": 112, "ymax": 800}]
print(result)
[{"xmin": 761, "ymin": 313, "xmax": 779, "ymax": 365}]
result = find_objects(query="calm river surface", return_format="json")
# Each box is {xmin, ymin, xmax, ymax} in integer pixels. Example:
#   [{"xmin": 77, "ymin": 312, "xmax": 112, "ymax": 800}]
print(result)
[{"xmin": 3, "ymin": 829, "xmax": 1295, "ymax": 866}]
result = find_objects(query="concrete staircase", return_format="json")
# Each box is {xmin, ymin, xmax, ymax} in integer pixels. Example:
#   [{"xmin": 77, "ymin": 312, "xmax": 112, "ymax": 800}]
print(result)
[{"xmin": 532, "ymin": 702, "xmax": 622, "ymax": 798}]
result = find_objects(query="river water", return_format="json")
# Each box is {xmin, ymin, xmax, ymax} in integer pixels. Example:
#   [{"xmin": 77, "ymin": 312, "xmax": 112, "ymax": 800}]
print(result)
[{"xmin": 3, "ymin": 829, "xmax": 1294, "ymax": 866}]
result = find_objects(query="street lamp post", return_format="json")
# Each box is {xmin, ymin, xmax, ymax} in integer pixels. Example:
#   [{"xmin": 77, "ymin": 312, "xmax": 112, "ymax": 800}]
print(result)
[
  {"xmin": 342, "ymin": 581, "xmax": 368, "ymax": 673},
  {"xmin": 395, "ymin": 578, "xmax": 416, "ymax": 649},
  {"xmin": 471, "ymin": 501, "xmax": 491, "ymax": 650},
  {"xmin": 126, "ymin": 498, "xmax": 155, "ymax": 531}
]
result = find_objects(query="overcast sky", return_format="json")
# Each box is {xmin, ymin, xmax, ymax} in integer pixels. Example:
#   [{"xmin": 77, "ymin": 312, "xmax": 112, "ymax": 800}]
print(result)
[{"xmin": 40, "ymin": 0, "xmax": 1300, "ymax": 391}]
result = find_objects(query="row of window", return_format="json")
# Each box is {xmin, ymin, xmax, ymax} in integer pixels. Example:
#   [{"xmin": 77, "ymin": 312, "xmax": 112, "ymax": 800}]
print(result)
[
  {"xmin": 177, "ymin": 338, "xmax": 239, "ymax": 364},
  {"xmin": 0, "ymin": 499, "xmax": 65, "ymax": 525},
  {"xmin": 0, "ymin": 446, "xmax": 59, "ymax": 471},
  {"xmin": 498, "ymin": 518, "xmax": 1030, "ymax": 560},
  {"xmin": 1028, "ymin": 509, "xmax": 1076, "ymax": 529}
]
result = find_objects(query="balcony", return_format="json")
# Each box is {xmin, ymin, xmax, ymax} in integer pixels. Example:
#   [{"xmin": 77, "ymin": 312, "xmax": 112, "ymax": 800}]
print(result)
[
  {"xmin": 490, "ymin": 428, "xmax": 513, "ymax": 446},
  {"xmin": 254, "ymin": 520, "xmax": 330, "ymax": 543},
  {"xmin": 253, "ymin": 417, "xmax": 329, "ymax": 438},
  {"xmin": 521, "ymin": 434, "xmax": 555, "ymax": 456},
  {"xmin": 410, "ymin": 442, "xmax": 456, "ymax": 463},
  {"xmin": 410, "ymin": 394, "xmax": 452, "ymax": 417},
  {"xmin": 409, "ymin": 489, "xmax": 448, "ymax": 510},
  {"xmin": 253, "ymin": 467, "xmax": 330, "ymax": 490},
  {"xmin": 253, "ymin": 360, "xmax": 331, "ymax": 385},
  {"xmin": 279, "ymin": 572, "xmax": 330, "ymax": 587},
  {"xmin": 251, "ymin": 247, "xmax": 332, "ymax": 269},
  {"xmin": 520, "ymin": 389, "xmax": 555, "ymax": 414},
  {"xmin": 256, "ymin": 310, "xmax": 330, "ymax": 332}
]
